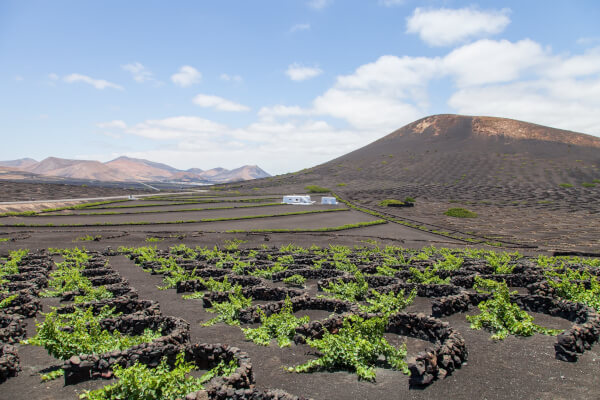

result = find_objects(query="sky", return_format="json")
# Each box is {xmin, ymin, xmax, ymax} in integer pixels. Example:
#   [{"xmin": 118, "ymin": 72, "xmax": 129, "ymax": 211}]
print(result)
[{"xmin": 2, "ymin": 0, "xmax": 600, "ymax": 175}]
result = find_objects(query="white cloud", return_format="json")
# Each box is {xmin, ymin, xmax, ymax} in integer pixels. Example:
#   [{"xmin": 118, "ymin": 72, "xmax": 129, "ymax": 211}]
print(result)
[
  {"xmin": 313, "ymin": 55, "xmax": 440, "ymax": 130},
  {"xmin": 192, "ymin": 94, "xmax": 250, "ymax": 112},
  {"xmin": 171, "ymin": 66, "xmax": 202, "ymax": 87},
  {"xmin": 308, "ymin": 0, "xmax": 333, "ymax": 10},
  {"xmin": 379, "ymin": 0, "xmax": 405, "ymax": 6},
  {"xmin": 406, "ymin": 7, "xmax": 511, "ymax": 47},
  {"xmin": 290, "ymin": 23, "xmax": 311, "ymax": 33},
  {"xmin": 121, "ymin": 62, "xmax": 154, "ymax": 83},
  {"xmin": 286, "ymin": 63, "xmax": 323, "ymax": 81},
  {"xmin": 220, "ymin": 73, "xmax": 243, "ymax": 83},
  {"xmin": 443, "ymin": 39, "xmax": 547, "ymax": 86},
  {"xmin": 125, "ymin": 116, "xmax": 226, "ymax": 140},
  {"xmin": 258, "ymin": 105, "xmax": 310, "ymax": 120},
  {"xmin": 63, "ymin": 74, "xmax": 123, "ymax": 90},
  {"xmin": 97, "ymin": 120, "xmax": 127, "ymax": 129}
]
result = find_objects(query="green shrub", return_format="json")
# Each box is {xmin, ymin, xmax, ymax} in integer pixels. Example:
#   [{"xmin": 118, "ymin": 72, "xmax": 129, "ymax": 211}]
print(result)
[
  {"xmin": 25, "ymin": 306, "xmax": 160, "ymax": 359},
  {"xmin": 379, "ymin": 199, "xmax": 405, "ymax": 207},
  {"xmin": 242, "ymin": 297, "xmax": 309, "ymax": 347},
  {"xmin": 359, "ymin": 289, "xmax": 416, "ymax": 315},
  {"xmin": 305, "ymin": 185, "xmax": 330, "ymax": 193},
  {"xmin": 336, "ymin": 183, "xmax": 347, "ymax": 187},
  {"xmin": 81, "ymin": 352, "xmax": 236, "ymax": 400},
  {"xmin": 291, "ymin": 315, "xmax": 409, "ymax": 380},
  {"xmin": 444, "ymin": 208, "xmax": 477, "ymax": 218},
  {"xmin": 582, "ymin": 182, "xmax": 596, "ymax": 188},
  {"xmin": 559, "ymin": 183, "xmax": 573, "ymax": 188},
  {"xmin": 283, "ymin": 274, "xmax": 306, "ymax": 287},
  {"xmin": 466, "ymin": 277, "xmax": 561, "ymax": 340}
]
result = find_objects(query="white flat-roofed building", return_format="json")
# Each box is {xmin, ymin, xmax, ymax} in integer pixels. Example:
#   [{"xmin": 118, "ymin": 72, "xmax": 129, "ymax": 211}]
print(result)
[
  {"xmin": 321, "ymin": 196, "xmax": 338, "ymax": 205},
  {"xmin": 282, "ymin": 195, "xmax": 315, "ymax": 205}
]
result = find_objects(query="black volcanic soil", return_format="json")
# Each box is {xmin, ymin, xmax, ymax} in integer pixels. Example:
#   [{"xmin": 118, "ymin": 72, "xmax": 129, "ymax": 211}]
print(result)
[
  {"xmin": 1, "ymin": 236, "xmax": 598, "ymax": 400},
  {"xmin": 228, "ymin": 115, "xmax": 600, "ymax": 252},
  {"xmin": 0, "ymin": 181, "xmax": 154, "ymax": 202}
]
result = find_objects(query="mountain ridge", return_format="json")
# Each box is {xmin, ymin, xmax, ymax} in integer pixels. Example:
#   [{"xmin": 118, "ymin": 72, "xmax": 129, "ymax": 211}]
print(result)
[{"xmin": 0, "ymin": 156, "xmax": 270, "ymax": 184}]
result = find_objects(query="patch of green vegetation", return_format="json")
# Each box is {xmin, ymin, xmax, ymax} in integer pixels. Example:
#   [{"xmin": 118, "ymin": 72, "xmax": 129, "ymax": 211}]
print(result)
[
  {"xmin": 359, "ymin": 288, "xmax": 416, "ymax": 315},
  {"xmin": 25, "ymin": 306, "xmax": 160, "ymax": 359},
  {"xmin": 305, "ymin": 185, "xmax": 330, "ymax": 193},
  {"xmin": 378, "ymin": 199, "xmax": 406, "ymax": 207},
  {"xmin": 290, "ymin": 315, "xmax": 409, "ymax": 381},
  {"xmin": 202, "ymin": 286, "xmax": 252, "ymax": 326},
  {"xmin": 81, "ymin": 352, "xmax": 236, "ymax": 400},
  {"xmin": 283, "ymin": 274, "xmax": 306, "ymax": 287},
  {"xmin": 559, "ymin": 183, "xmax": 573, "ymax": 188},
  {"xmin": 545, "ymin": 268, "xmax": 600, "ymax": 311},
  {"xmin": 466, "ymin": 277, "xmax": 561, "ymax": 340},
  {"xmin": 582, "ymin": 182, "xmax": 596, "ymax": 188},
  {"xmin": 0, "ymin": 237, "xmax": 10, "ymax": 242},
  {"xmin": 322, "ymin": 272, "xmax": 369, "ymax": 302},
  {"xmin": 145, "ymin": 237, "xmax": 164, "ymax": 243},
  {"xmin": 444, "ymin": 208, "xmax": 477, "ymax": 218},
  {"xmin": 74, "ymin": 235, "xmax": 101, "ymax": 242},
  {"xmin": 40, "ymin": 368, "xmax": 64, "ymax": 382},
  {"xmin": 336, "ymin": 183, "xmax": 347, "ymax": 187},
  {"xmin": 242, "ymin": 297, "xmax": 309, "ymax": 347}
]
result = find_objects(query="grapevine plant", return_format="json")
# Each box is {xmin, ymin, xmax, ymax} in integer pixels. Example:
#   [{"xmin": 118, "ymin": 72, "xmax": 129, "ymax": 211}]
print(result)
[
  {"xmin": 291, "ymin": 315, "xmax": 409, "ymax": 381},
  {"xmin": 202, "ymin": 285, "xmax": 252, "ymax": 326},
  {"xmin": 25, "ymin": 306, "xmax": 161, "ymax": 359},
  {"xmin": 545, "ymin": 268, "xmax": 600, "ymax": 311},
  {"xmin": 242, "ymin": 296, "xmax": 308, "ymax": 347},
  {"xmin": 81, "ymin": 352, "xmax": 237, "ymax": 400},
  {"xmin": 466, "ymin": 277, "xmax": 561, "ymax": 340}
]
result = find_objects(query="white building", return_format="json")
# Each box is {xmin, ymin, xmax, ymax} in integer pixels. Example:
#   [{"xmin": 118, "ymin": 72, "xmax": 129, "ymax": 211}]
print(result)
[
  {"xmin": 321, "ymin": 196, "xmax": 338, "ymax": 205},
  {"xmin": 282, "ymin": 195, "xmax": 315, "ymax": 205}
]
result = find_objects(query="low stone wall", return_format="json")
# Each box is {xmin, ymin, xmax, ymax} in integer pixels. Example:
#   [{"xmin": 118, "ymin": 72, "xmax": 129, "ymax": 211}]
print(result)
[
  {"xmin": 272, "ymin": 268, "xmax": 345, "ymax": 282},
  {"xmin": 0, "ymin": 313, "xmax": 26, "ymax": 344},
  {"xmin": 513, "ymin": 295, "xmax": 600, "ymax": 362},
  {"xmin": 0, "ymin": 291, "xmax": 42, "ymax": 318},
  {"xmin": 56, "ymin": 296, "xmax": 160, "ymax": 317},
  {"xmin": 386, "ymin": 312, "xmax": 468, "ymax": 386},
  {"xmin": 203, "ymin": 286, "xmax": 303, "ymax": 307},
  {"xmin": 63, "ymin": 314, "xmax": 190, "ymax": 384},
  {"xmin": 0, "ymin": 343, "xmax": 20, "ymax": 383},
  {"xmin": 238, "ymin": 295, "xmax": 357, "ymax": 324},
  {"xmin": 293, "ymin": 311, "xmax": 468, "ymax": 387},
  {"xmin": 451, "ymin": 273, "xmax": 545, "ymax": 288},
  {"xmin": 176, "ymin": 275, "xmax": 263, "ymax": 293},
  {"xmin": 432, "ymin": 291, "xmax": 600, "ymax": 361}
]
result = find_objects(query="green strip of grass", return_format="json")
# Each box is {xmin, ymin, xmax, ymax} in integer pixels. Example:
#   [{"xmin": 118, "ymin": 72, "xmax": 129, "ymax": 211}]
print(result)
[
  {"xmin": 225, "ymin": 219, "xmax": 387, "ymax": 233},
  {"xmin": 84, "ymin": 197, "xmax": 280, "ymax": 210},
  {"xmin": 0, "ymin": 199, "xmax": 130, "ymax": 218},
  {"xmin": 0, "ymin": 208, "xmax": 349, "ymax": 228},
  {"xmin": 30, "ymin": 202, "xmax": 282, "ymax": 217}
]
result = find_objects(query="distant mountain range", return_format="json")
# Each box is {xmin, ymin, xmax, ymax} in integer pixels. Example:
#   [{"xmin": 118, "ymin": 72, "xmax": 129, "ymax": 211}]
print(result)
[{"xmin": 0, "ymin": 156, "xmax": 270, "ymax": 184}]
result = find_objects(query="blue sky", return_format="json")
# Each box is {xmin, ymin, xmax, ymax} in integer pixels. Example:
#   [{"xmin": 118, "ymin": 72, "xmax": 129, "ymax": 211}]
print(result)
[{"xmin": 2, "ymin": 1, "xmax": 600, "ymax": 174}]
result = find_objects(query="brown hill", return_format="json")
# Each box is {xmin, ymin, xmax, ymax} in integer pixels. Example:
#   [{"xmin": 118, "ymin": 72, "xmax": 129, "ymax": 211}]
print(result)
[
  {"xmin": 25, "ymin": 157, "xmax": 124, "ymax": 181},
  {"xmin": 0, "ymin": 155, "xmax": 271, "ymax": 183},
  {"xmin": 255, "ymin": 114, "xmax": 600, "ymax": 191},
  {"xmin": 232, "ymin": 114, "xmax": 600, "ymax": 251}
]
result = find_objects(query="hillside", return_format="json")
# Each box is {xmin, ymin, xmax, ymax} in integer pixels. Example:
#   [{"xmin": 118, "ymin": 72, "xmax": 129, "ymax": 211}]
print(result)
[{"xmin": 231, "ymin": 114, "xmax": 600, "ymax": 251}]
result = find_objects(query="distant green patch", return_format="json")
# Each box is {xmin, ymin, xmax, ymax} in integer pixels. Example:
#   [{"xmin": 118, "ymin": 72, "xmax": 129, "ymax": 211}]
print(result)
[
  {"xmin": 379, "ymin": 197, "xmax": 414, "ymax": 207},
  {"xmin": 305, "ymin": 185, "xmax": 330, "ymax": 193},
  {"xmin": 444, "ymin": 208, "xmax": 477, "ymax": 218},
  {"xmin": 145, "ymin": 237, "xmax": 164, "ymax": 243},
  {"xmin": 582, "ymin": 182, "xmax": 596, "ymax": 188},
  {"xmin": 0, "ymin": 238, "xmax": 10, "ymax": 242},
  {"xmin": 336, "ymin": 183, "xmax": 347, "ymax": 187},
  {"xmin": 75, "ymin": 235, "xmax": 101, "ymax": 242},
  {"xmin": 559, "ymin": 183, "xmax": 573, "ymax": 188}
]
